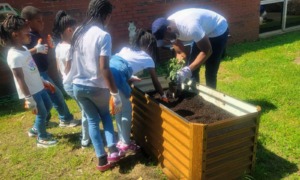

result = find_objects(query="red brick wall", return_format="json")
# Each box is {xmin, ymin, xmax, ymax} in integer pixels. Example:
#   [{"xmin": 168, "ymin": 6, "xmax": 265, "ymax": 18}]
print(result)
[{"xmin": 8, "ymin": 0, "xmax": 260, "ymax": 51}]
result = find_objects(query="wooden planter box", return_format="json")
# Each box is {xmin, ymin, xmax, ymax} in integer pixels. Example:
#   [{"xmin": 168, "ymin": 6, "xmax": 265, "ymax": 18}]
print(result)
[{"xmin": 131, "ymin": 78, "xmax": 261, "ymax": 180}]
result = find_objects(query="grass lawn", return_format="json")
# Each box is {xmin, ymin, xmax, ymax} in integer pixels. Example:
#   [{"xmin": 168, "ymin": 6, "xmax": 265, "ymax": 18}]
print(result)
[{"xmin": 0, "ymin": 30, "xmax": 300, "ymax": 179}]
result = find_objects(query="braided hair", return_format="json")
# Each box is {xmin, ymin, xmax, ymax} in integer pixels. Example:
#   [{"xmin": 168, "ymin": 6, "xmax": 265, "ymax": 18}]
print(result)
[
  {"xmin": 0, "ymin": 15, "xmax": 27, "ymax": 47},
  {"xmin": 52, "ymin": 10, "xmax": 77, "ymax": 43},
  {"xmin": 70, "ymin": 0, "xmax": 113, "ymax": 54},
  {"xmin": 131, "ymin": 29, "xmax": 158, "ymax": 62}
]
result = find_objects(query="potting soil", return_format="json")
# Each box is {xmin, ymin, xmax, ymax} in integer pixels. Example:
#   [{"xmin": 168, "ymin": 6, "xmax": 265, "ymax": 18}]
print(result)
[{"xmin": 151, "ymin": 90, "xmax": 234, "ymax": 124}]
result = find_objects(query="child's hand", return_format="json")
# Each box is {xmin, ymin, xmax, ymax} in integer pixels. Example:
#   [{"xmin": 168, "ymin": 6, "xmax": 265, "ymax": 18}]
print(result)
[
  {"xmin": 43, "ymin": 80, "xmax": 56, "ymax": 93},
  {"xmin": 129, "ymin": 75, "xmax": 141, "ymax": 82},
  {"xmin": 35, "ymin": 38, "xmax": 48, "ymax": 54},
  {"xmin": 109, "ymin": 91, "xmax": 122, "ymax": 115},
  {"xmin": 25, "ymin": 96, "xmax": 38, "ymax": 114},
  {"xmin": 160, "ymin": 93, "xmax": 169, "ymax": 103}
]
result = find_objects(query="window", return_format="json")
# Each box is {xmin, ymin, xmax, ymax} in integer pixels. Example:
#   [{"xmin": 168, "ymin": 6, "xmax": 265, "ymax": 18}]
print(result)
[{"xmin": 260, "ymin": 0, "xmax": 300, "ymax": 34}]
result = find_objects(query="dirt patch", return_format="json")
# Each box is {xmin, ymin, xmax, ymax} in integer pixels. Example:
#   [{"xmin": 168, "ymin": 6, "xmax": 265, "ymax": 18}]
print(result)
[
  {"xmin": 294, "ymin": 57, "xmax": 300, "ymax": 65},
  {"xmin": 152, "ymin": 90, "xmax": 234, "ymax": 124}
]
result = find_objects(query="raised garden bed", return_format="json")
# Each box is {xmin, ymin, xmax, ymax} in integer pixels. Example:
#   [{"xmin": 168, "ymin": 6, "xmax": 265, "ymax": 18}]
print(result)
[{"xmin": 131, "ymin": 77, "xmax": 261, "ymax": 179}]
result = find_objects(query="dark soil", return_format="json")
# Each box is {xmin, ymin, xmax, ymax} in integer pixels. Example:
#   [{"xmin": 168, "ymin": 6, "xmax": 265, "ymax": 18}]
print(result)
[{"xmin": 151, "ymin": 90, "xmax": 234, "ymax": 124}]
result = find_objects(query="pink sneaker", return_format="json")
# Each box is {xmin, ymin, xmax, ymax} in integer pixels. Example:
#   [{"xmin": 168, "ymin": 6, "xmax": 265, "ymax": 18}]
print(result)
[
  {"xmin": 107, "ymin": 151, "xmax": 125, "ymax": 163},
  {"xmin": 118, "ymin": 142, "xmax": 140, "ymax": 153},
  {"xmin": 96, "ymin": 163, "xmax": 112, "ymax": 172}
]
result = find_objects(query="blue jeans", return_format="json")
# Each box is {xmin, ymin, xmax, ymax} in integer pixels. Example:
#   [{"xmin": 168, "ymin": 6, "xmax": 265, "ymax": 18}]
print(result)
[
  {"xmin": 73, "ymin": 84, "xmax": 115, "ymax": 157},
  {"xmin": 190, "ymin": 28, "xmax": 229, "ymax": 89},
  {"xmin": 40, "ymin": 72, "xmax": 73, "ymax": 122},
  {"xmin": 115, "ymin": 91, "xmax": 132, "ymax": 145},
  {"xmin": 32, "ymin": 89, "xmax": 52, "ymax": 139},
  {"xmin": 64, "ymin": 83, "xmax": 90, "ymax": 146}
]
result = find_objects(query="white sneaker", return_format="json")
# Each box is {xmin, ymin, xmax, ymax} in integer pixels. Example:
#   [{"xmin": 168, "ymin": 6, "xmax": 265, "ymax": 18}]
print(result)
[{"xmin": 59, "ymin": 119, "xmax": 81, "ymax": 127}]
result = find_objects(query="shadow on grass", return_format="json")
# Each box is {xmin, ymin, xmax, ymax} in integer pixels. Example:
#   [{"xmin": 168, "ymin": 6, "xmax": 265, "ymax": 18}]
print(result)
[
  {"xmin": 0, "ymin": 99, "xmax": 24, "ymax": 117},
  {"xmin": 253, "ymin": 141, "xmax": 298, "ymax": 179},
  {"xmin": 245, "ymin": 99, "xmax": 277, "ymax": 115},
  {"xmin": 117, "ymin": 148, "xmax": 159, "ymax": 174}
]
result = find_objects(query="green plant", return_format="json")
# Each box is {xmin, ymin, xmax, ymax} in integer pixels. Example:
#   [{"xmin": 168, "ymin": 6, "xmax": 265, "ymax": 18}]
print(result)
[{"xmin": 166, "ymin": 58, "xmax": 185, "ymax": 82}]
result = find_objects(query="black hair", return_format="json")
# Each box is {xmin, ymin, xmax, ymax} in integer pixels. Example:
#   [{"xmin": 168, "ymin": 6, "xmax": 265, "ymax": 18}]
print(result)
[
  {"xmin": 52, "ymin": 10, "xmax": 77, "ymax": 43},
  {"xmin": 131, "ymin": 29, "xmax": 158, "ymax": 62},
  {"xmin": 70, "ymin": 0, "xmax": 113, "ymax": 55},
  {"xmin": 21, "ymin": 6, "xmax": 41, "ymax": 20},
  {"xmin": 0, "ymin": 15, "xmax": 27, "ymax": 46}
]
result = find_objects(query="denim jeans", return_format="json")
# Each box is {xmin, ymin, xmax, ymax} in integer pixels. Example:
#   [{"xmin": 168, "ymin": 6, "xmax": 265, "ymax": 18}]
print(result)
[
  {"xmin": 190, "ymin": 28, "xmax": 229, "ymax": 89},
  {"xmin": 32, "ymin": 89, "xmax": 52, "ymax": 139},
  {"xmin": 64, "ymin": 83, "xmax": 90, "ymax": 146},
  {"xmin": 73, "ymin": 84, "xmax": 115, "ymax": 157},
  {"xmin": 115, "ymin": 91, "xmax": 132, "ymax": 145},
  {"xmin": 40, "ymin": 71, "xmax": 73, "ymax": 122}
]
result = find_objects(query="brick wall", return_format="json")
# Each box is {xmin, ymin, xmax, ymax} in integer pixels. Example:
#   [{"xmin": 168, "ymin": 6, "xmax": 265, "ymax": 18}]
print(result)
[
  {"xmin": 8, "ymin": 0, "xmax": 260, "ymax": 51},
  {"xmin": 1, "ymin": 0, "xmax": 260, "ymax": 97}
]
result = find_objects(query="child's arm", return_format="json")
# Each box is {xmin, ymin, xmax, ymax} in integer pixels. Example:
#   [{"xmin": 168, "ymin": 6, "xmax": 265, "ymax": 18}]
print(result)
[
  {"xmin": 100, "ymin": 56, "xmax": 122, "ymax": 113},
  {"xmin": 12, "ymin": 68, "xmax": 37, "ymax": 111},
  {"xmin": 29, "ymin": 39, "xmax": 48, "ymax": 55},
  {"xmin": 148, "ymin": 68, "xmax": 168, "ymax": 102},
  {"xmin": 12, "ymin": 68, "xmax": 31, "ymax": 97}
]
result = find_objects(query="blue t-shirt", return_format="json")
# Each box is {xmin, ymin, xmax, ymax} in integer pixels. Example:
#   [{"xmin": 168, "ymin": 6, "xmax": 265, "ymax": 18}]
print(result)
[{"xmin": 25, "ymin": 31, "xmax": 48, "ymax": 72}]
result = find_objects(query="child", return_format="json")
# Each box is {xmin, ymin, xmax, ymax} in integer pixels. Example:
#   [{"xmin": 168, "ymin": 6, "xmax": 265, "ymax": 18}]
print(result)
[
  {"xmin": 0, "ymin": 15, "xmax": 57, "ymax": 147},
  {"xmin": 52, "ymin": 10, "xmax": 90, "ymax": 148},
  {"xmin": 69, "ymin": 0, "xmax": 123, "ymax": 171},
  {"xmin": 21, "ymin": 6, "xmax": 80, "ymax": 130},
  {"xmin": 110, "ymin": 29, "xmax": 168, "ymax": 153}
]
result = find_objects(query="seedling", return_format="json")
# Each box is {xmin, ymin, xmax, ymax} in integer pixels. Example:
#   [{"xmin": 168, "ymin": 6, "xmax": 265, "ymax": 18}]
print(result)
[{"xmin": 166, "ymin": 58, "xmax": 185, "ymax": 98}]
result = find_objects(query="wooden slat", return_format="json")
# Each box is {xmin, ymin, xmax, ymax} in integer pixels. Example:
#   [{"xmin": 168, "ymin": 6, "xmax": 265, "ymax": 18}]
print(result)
[
  {"xmin": 206, "ymin": 137, "xmax": 254, "ymax": 154},
  {"xmin": 205, "ymin": 154, "xmax": 252, "ymax": 174},
  {"xmin": 207, "ymin": 139, "xmax": 254, "ymax": 156},
  {"xmin": 163, "ymin": 158, "xmax": 189, "ymax": 179},
  {"xmin": 207, "ymin": 131, "xmax": 255, "ymax": 149},
  {"xmin": 190, "ymin": 124, "xmax": 206, "ymax": 180},
  {"xmin": 208, "ymin": 126, "xmax": 256, "ymax": 143},
  {"xmin": 207, "ymin": 115, "xmax": 258, "ymax": 132},
  {"xmin": 206, "ymin": 146, "xmax": 254, "ymax": 165},
  {"xmin": 206, "ymin": 162, "xmax": 251, "ymax": 180}
]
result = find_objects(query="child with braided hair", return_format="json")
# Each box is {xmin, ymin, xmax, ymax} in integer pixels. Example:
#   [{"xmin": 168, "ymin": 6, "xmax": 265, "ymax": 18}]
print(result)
[
  {"xmin": 0, "ymin": 15, "xmax": 57, "ymax": 148},
  {"xmin": 69, "ymin": 0, "xmax": 123, "ymax": 171},
  {"xmin": 52, "ymin": 10, "xmax": 90, "ymax": 148},
  {"xmin": 110, "ymin": 28, "xmax": 168, "ymax": 153}
]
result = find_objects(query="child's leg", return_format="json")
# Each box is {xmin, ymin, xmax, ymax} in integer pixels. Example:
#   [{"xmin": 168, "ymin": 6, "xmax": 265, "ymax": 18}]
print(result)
[
  {"xmin": 64, "ymin": 83, "xmax": 90, "ymax": 146},
  {"xmin": 40, "ymin": 72, "xmax": 76, "ymax": 124},
  {"xmin": 81, "ymin": 112, "xmax": 90, "ymax": 146},
  {"xmin": 73, "ymin": 84, "xmax": 106, "ymax": 159},
  {"xmin": 115, "ymin": 91, "xmax": 132, "ymax": 145},
  {"xmin": 32, "ymin": 91, "xmax": 49, "ymax": 139}
]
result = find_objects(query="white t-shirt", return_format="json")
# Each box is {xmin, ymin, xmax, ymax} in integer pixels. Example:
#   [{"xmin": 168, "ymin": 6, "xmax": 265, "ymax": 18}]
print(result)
[
  {"xmin": 7, "ymin": 46, "xmax": 44, "ymax": 99},
  {"xmin": 168, "ymin": 8, "xmax": 228, "ymax": 42},
  {"xmin": 55, "ymin": 43, "xmax": 71, "ymax": 83},
  {"xmin": 115, "ymin": 47, "xmax": 155, "ymax": 74},
  {"xmin": 71, "ymin": 25, "xmax": 112, "ymax": 88}
]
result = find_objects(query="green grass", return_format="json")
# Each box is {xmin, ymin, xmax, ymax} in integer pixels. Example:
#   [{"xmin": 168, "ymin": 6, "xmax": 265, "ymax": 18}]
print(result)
[
  {"xmin": 0, "ymin": 31, "xmax": 300, "ymax": 179},
  {"xmin": 216, "ymin": 31, "xmax": 300, "ymax": 179}
]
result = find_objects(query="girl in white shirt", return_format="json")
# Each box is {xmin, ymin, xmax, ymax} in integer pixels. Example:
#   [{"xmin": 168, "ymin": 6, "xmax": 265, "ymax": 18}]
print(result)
[
  {"xmin": 69, "ymin": 0, "xmax": 123, "ymax": 171},
  {"xmin": 110, "ymin": 29, "xmax": 168, "ymax": 153},
  {"xmin": 0, "ymin": 15, "xmax": 57, "ymax": 148},
  {"xmin": 52, "ymin": 10, "xmax": 90, "ymax": 148}
]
